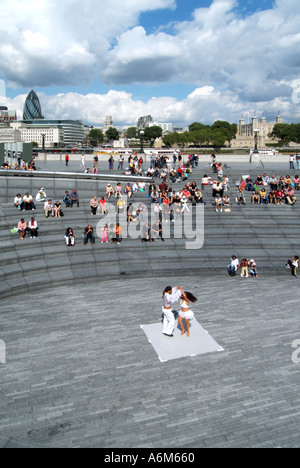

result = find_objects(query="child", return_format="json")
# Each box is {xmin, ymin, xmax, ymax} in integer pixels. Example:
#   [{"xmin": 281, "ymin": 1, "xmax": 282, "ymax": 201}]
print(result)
[
  {"xmin": 178, "ymin": 291, "xmax": 198, "ymax": 337},
  {"xmin": 101, "ymin": 224, "xmax": 109, "ymax": 243},
  {"xmin": 240, "ymin": 258, "xmax": 249, "ymax": 277}
]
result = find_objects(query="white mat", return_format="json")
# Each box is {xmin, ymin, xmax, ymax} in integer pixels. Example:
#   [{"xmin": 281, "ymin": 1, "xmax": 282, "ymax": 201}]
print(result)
[{"xmin": 140, "ymin": 320, "xmax": 224, "ymax": 362}]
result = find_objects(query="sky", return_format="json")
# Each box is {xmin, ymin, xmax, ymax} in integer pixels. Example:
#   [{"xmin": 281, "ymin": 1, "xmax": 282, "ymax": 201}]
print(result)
[{"xmin": 0, "ymin": 0, "xmax": 300, "ymax": 128}]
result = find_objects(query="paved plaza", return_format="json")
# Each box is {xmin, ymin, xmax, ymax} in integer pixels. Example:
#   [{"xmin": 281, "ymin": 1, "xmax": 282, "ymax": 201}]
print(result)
[
  {"xmin": 0, "ymin": 275, "xmax": 300, "ymax": 448},
  {"xmin": 1, "ymin": 154, "xmax": 300, "ymax": 448}
]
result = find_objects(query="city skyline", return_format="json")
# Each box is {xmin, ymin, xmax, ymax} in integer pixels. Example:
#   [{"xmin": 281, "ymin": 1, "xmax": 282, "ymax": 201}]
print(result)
[{"xmin": 0, "ymin": 0, "xmax": 299, "ymax": 127}]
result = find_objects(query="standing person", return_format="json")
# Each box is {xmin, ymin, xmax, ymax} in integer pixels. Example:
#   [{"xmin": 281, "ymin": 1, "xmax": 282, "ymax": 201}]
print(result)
[
  {"xmin": 162, "ymin": 286, "xmax": 184, "ymax": 337},
  {"xmin": 81, "ymin": 154, "xmax": 85, "ymax": 168},
  {"xmin": 108, "ymin": 156, "xmax": 114, "ymax": 171},
  {"xmin": 83, "ymin": 225, "xmax": 95, "ymax": 245},
  {"xmin": 286, "ymin": 256, "xmax": 299, "ymax": 277},
  {"xmin": 101, "ymin": 224, "xmax": 109, "ymax": 243},
  {"xmin": 110, "ymin": 224, "xmax": 122, "ymax": 244},
  {"xmin": 28, "ymin": 217, "xmax": 38, "ymax": 238},
  {"xmin": 93, "ymin": 154, "xmax": 99, "ymax": 170},
  {"xmin": 178, "ymin": 291, "xmax": 198, "ymax": 337},
  {"xmin": 289, "ymin": 154, "xmax": 295, "ymax": 170},
  {"xmin": 65, "ymin": 153, "xmax": 69, "ymax": 166},
  {"xmin": 227, "ymin": 255, "xmax": 239, "ymax": 276},
  {"xmin": 118, "ymin": 155, "xmax": 124, "ymax": 170}
]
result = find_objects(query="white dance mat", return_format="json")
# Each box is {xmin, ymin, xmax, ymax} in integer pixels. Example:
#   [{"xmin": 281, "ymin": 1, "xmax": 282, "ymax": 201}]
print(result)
[{"xmin": 140, "ymin": 320, "xmax": 224, "ymax": 362}]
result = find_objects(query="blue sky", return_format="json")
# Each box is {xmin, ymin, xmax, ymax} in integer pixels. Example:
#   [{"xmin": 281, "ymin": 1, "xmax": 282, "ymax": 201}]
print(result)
[{"xmin": 0, "ymin": 0, "xmax": 299, "ymax": 126}]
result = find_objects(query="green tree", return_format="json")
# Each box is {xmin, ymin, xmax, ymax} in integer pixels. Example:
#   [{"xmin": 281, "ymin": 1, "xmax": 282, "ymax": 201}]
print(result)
[
  {"xmin": 105, "ymin": 127, "xmax": 120, "ymax": 141},
  {"xmin": 89, "ymin": 128, "xmax": 104, "ymax": 145},
  {"xmin": 126, "ymin": 127, "xmax": 138, "ymax": 139}
]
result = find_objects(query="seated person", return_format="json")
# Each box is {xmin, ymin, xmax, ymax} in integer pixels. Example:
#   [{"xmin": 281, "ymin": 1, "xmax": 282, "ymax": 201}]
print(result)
[
  {"xmin": 63, "ymin": 191, "xmax": 71, "ymax": 207},
  {"xmin": 83, "ymin": 225, "xmax": 95, "ymax": 245},
  {"xmin": 44, "ymin": 199, "xmax": 54, "ymax": 217},
  {"xmin": 2, "ymin": 161, "xmax": 10, "ymax": 169},
  {"xmin": 65, "ymin": 227, "xmax": 76, "ymax": 246},
  {"xmin": 293, "ymin": 175, "xmax": 300, "ymax": 190},
  {"xmin": 90, "ymin": 196, "xmax": 98, "ymax": 215},
  {"xmin": 236, "ymin": 187, "xmax": 246, "ymax": 205},
  {"xmin": 275, "ymin": 188, "xmax": 284, "ymax": 204},
  {"xmin": 35, "ymin": 187, "xmax": 47, "ymax": 203},
  {"xmin": 251, "ymin": 190, "xmax": 260, "ymax": 204},
  {"xmin": 22, "ymin": 193, "xmax": 35, "ymax": 211},
  {"xmin": 54, "ymin": 201, "xmax": 63, "ymax": 217},
  {"xmin": 70, "ymin": 189, "xmax": 79, "ymax": 207},
  {"xmin": 223, "ymin": 194, "xmax": 230, "ymax": 208},
  {"xmin": 284, "ymin": 187, "xmax": 297, "ymax": 205},
  {"xmin": 268, "ymin": 189, "xmax": 277, "ymax": 205},
  {"xmin": 260, "ymin": 188, "xmax": 268, "ymax": 204},
  {"xmin": 255, "ymin": 174, "xmax": 263, "ymax": 186},
  {"xmin": 194, "ymin": 189, "xmax": 205, "ymax": 204},
  {"xmin": 14, "ymin": 193, "xmax": 23, "ymax": 210},
  {"xmin": 269, "ymin": 175, "xmax": 278, "ymax": 191},
  {"xmin": 214, "ymin": 195, "xmax": 223, "ymax": 212},
  {"xmin": 105, "ymin": 184, "xmax": 114, "ymax": 199},
  {"xmin": 245, "ymin": 176, "xmax": 254, "ymax": 191},
  {"xmin": 18, "ymin": 218, "xmax": 27, "ymax": 240},
  {"xmin": 124, "ymin": 183, "xmax": 133, "ymax": 199}
]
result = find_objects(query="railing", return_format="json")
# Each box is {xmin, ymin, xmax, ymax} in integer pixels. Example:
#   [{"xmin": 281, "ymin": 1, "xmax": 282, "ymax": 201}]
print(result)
[{"xmin": 0, "ymin": 169, "xmax": 152, "ymax": 183}]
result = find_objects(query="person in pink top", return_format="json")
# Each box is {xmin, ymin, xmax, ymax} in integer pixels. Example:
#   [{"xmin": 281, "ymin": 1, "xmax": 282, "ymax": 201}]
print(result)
[{"xmin": 18, "ymin": 218, "xmax": 27, "ymax": 240}]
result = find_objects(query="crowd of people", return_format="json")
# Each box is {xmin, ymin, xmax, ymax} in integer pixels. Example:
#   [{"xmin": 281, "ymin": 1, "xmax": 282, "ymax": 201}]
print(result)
[{"xmin": 9, "ymin": 152, "xmax": 300, "ymax": 278}]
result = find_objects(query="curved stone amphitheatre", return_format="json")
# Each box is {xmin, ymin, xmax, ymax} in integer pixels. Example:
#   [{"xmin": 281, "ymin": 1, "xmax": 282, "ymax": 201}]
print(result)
[
  {"xmin": 0, "ymin": 161, "xmax": 299, "ymax": 298},
  {"xmin": 1, "ymin": 158, "xmax": 300, "ymax": 448}
]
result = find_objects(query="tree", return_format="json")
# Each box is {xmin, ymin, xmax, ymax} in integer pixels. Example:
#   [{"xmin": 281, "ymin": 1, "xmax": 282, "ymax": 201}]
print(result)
[
  {"xmin": 144, "ymin": 126, "xmax": 163, "ymax": 141},
  {"xmin": 105, "ymin": 127, "xmax": 119, "ymax": 141},
  {"xmin": 126, "ymin": 127, "xmax": 138, "ymax": 139},
  {"xmin": 89, "ymin": 128, "xmax": 104, "ymax": 145}
]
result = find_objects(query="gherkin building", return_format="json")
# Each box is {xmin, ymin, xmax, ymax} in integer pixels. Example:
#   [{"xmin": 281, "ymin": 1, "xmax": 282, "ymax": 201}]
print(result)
[{"xmin": 23, "ymin": 90, "xmax": 44, "ymax": 120}]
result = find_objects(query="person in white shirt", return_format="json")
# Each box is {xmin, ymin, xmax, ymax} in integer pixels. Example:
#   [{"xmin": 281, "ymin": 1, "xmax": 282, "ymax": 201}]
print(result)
[
  {"xmin": 28, "ymin": 217, "xmax": 38, "ymax": 238},
  {"xmin": 227, "ymin": 256, "xmax": 239, "ymax": 276},
  {"xmin": 162, "ymin": 286, "xmax": 184, "ymax": 337},
  {"xmin": 35, "ymin": 187, "xmax": 47, "ymax": 203},
  {"xmin": 14, "ymin": 194, "xmax": 23, "ymax": 210},
  {"xmin": 44, "ymin": 199, "xmax": 54, "ymax": 218},
  {"xmin": 22, "ymin": 193, "xmax": 35, "ymax": 211}
]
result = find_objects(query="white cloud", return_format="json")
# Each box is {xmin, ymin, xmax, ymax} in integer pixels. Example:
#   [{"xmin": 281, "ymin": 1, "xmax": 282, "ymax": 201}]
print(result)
[{"xmin": 0, "ymin": 0, "xmax": 299, "ymax": 124}]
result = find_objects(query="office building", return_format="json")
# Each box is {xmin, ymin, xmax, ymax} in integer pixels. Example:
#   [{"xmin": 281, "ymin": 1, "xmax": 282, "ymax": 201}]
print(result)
[{"xmin": 23, "ymin": 90, "xmax": 44, "ymax": 120}]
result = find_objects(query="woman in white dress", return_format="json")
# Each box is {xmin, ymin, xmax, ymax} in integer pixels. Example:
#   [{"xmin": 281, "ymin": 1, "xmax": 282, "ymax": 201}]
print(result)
[{"xmin": 178, "ymin": 291, "xmax": 198, "ymax": 337}]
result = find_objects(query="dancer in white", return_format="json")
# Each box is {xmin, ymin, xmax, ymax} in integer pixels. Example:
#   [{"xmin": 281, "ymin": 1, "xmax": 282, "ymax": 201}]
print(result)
[
  {"xmin": 162, "ymin": 286, "xmax": 184, "ymax": 337},
  {"xmin": 178, "ymin": 291, "xmax": 198, "ymax": 337}
]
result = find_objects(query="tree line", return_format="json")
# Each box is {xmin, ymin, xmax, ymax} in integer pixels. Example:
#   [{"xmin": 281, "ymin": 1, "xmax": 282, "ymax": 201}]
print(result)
[
  {"xmin": 88, "ymin": 120, "xmax": 238, "ymax": 148},
  {"xmin": 270, "ymin": 123, "xmax": 300, "ymax": 145}
]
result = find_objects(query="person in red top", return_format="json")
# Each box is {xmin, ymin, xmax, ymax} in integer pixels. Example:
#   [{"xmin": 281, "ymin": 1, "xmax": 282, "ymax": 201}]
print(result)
[{"xmin": 65, "ymin": 154, "xmax": 70, "ymax": 166}]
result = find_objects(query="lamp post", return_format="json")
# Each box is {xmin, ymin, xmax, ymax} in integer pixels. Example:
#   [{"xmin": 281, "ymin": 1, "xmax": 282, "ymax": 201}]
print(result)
[
  {"xmin": 250, "ymin": 128, "xmax": 259, "ymax": 163},
  {"xmin": 140, "ymin": 130, "xmax": 145, "ymax": 154},
  {"xmin": 41, "ymin": 133, "xmax": 46, "ymax": 152}
]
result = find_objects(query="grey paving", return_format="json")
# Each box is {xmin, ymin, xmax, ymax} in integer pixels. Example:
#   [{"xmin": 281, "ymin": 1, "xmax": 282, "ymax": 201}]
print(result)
[
  {"xmin": 1, "ymin": 158, "xmax": 300, "ymax": 447},
  {"xmin": 0, "ymin": 276, "xmax": 300, "ymax": 448}
]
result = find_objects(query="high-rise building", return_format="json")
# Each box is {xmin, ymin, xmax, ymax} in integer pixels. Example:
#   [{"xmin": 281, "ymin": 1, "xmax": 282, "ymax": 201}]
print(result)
[
  {"xmin": 23, "ymin": 90, "xmax": 44, "ymax": 120},
  {"xmin": 137, "ymin": 115, "xmax": 154, "ymax": 129},
  {"xmin": 103, "ymin": 116, "xmax": 114, "ymax": 134}
]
